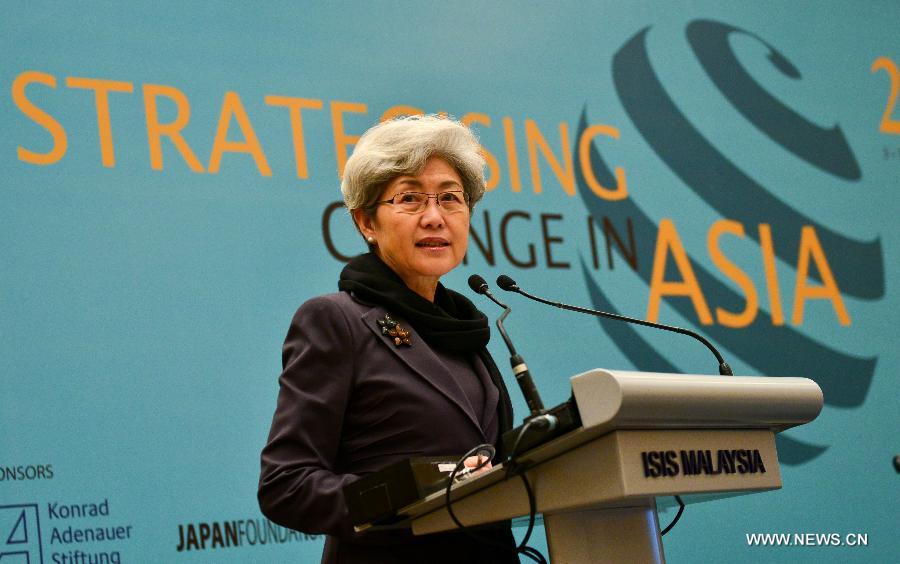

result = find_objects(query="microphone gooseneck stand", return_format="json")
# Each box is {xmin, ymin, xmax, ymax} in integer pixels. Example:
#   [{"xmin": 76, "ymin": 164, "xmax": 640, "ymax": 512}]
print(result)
[
  {"xmin": 467, "ymin": 275, "xmax": 582, "ymax": 460},
  {"xmin": 495, "ymin": 274, "xmax": 734, "ymax": 376}
]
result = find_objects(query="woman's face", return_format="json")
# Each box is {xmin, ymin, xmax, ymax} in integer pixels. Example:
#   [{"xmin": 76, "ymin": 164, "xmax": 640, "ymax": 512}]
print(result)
[{"xmin": 354, "ymin": 156, "xmax": 470, "ymax": 300}]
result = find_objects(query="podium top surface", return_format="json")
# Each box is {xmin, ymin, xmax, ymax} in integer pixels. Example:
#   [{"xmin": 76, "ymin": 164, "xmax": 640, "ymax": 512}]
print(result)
[{"xmin": 572, "ymin": 369, "xmax": 824, "ymax": 434}]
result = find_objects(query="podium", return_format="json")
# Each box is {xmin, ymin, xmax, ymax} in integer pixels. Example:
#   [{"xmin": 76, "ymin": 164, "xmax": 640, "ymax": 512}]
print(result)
[{"xmin": 361, "ymin": 369, "xmax": 823, "ymax": 563}]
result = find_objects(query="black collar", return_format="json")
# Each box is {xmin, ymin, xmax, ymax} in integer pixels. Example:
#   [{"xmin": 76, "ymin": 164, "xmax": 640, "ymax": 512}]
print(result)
[{"xmin": 338, "ymin": 252, "xmax": 490, "ymax": 354}]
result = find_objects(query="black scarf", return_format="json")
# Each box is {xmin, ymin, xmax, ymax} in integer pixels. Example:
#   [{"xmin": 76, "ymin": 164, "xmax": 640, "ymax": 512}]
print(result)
[
  {"xmin": 338, "ymin": 252, "xmax": 514, "ymax": 441},
  {"xmin": 338, "ymin": 252, "xmax": 490, "ymax": 354}
]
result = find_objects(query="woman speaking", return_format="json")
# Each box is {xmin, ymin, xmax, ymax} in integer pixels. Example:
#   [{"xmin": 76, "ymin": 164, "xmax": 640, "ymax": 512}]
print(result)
[{"xmin": 258, "ymin": 115, "xmax": 519, "ymax": 563}]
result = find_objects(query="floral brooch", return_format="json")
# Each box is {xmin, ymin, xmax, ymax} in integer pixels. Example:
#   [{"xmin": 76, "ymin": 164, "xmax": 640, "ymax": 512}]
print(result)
[{"xmin": 377, "ymin": 314, "xmax": 412, "ymax": 347}]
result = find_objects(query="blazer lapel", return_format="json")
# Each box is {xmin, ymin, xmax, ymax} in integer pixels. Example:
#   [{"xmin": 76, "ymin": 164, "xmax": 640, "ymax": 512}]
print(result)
[
  {"xmin": 472, "ymin": 353, "xmax": 501, "ymax": 432},
  {"xmin": 361, "ymin": 307, "xmax": 484, "ymax": 438}
]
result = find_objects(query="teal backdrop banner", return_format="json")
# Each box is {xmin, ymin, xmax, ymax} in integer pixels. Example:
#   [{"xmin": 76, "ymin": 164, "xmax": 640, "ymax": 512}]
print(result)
[{"xmin": 2, "ymin": 1, "xmax": 898, "ymax": 562}]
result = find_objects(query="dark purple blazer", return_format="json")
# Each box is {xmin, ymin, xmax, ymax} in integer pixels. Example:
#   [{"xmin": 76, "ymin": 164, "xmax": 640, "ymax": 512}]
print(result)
[{"xmin": 258, "ymin": 291, "xmax": 516, "ymax": 562}]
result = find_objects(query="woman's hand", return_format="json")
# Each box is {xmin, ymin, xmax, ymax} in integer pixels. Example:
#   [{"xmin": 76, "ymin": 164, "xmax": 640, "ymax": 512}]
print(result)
[{"xmin": 462, "ymin": 454, "xmax": 493, "ymax": 474}]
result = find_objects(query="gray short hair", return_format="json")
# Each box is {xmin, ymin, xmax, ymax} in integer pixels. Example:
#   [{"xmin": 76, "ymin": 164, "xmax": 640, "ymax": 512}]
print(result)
[{"xmin": 341, "ymin": 115, "xmax": 486, "ymax": 214}]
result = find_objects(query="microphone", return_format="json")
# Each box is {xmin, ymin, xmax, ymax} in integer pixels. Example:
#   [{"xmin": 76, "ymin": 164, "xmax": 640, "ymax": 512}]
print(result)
[
  {"xmin": 496, "ymin": 275, "xmax": 734, "ymax": 376},
  {"xmin": 468, "ymin": 275, "xmax": 545, "ymax": 415}
]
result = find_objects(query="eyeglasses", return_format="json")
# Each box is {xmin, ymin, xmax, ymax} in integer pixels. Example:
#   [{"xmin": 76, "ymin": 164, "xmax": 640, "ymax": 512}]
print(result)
[{"xmin": 376, "ymin": 190, "xmax": 469, "ymax": 214}]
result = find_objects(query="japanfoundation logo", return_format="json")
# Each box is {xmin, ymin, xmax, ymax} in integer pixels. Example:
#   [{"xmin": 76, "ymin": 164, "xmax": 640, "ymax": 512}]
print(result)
[{"xmin": 175, "ymin": 516, "xmax": 318, "ymax": 553}]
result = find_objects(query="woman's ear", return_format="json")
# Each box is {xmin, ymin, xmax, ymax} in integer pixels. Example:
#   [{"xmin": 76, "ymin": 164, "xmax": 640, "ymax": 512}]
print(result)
[{"xmin": 352, "ymin": 208, "xmax": 376, "ymax": 241}]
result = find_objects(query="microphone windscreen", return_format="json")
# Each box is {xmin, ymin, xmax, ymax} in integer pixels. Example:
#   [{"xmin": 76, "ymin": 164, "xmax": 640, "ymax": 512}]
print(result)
[
  {"xmin": 467, "ymin": 274, "xmax": 489, "ymax": 294},
  {"xmin": 496, "ymin": 274, "xmax": 517, "ymax": 291}
]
